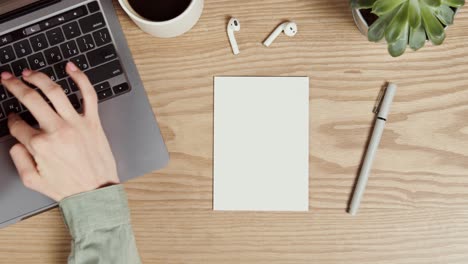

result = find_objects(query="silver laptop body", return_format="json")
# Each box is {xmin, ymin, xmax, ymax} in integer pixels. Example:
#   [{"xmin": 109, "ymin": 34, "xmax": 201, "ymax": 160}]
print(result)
[{"xmin": 0, "ymin": 0, "xmax": 169, "ymax": 228}]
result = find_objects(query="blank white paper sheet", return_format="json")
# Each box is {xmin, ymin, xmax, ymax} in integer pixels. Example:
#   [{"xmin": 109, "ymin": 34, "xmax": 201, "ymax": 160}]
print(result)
[{"xmin": 214, "ymin": 77, "xmax": 309, "ymax": 211}]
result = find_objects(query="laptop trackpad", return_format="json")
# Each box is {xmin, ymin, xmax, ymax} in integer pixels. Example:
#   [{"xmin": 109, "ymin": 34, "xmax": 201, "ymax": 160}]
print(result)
[{"xmin": 0, "ymin": 139, "xmax": 55, "ymax": 226}]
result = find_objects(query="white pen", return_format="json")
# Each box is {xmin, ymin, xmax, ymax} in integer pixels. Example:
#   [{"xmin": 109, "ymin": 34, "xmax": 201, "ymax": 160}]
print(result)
[{"xmin": 349, "ymin": 83, "xmax": 397, "ymax": 216}]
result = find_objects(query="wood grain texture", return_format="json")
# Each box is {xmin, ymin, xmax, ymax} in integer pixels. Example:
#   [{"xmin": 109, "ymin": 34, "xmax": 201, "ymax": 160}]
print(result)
[{"xmin": 1, "ymin": 0, "xmax": 468, "ymax": 263}]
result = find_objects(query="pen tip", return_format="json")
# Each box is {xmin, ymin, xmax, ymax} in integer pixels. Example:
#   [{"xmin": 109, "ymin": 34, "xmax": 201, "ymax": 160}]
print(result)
[{"xmin": 348, "ymin": 207, "xmax": 358, "ymax": 216}]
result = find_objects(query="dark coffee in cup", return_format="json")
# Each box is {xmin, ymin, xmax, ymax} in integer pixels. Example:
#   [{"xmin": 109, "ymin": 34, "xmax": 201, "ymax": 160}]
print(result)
[
  {"xmin": 119, "ymin": 0, "xmax": 203, "ymax": 38},
  {"xmin": 128, "ymin": 0, "xmax": 192, "ymax": 22}
]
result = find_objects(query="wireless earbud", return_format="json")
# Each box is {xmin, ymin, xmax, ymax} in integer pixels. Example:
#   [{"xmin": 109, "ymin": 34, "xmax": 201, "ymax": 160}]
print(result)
[
  {"xmin": 263, "ymin": 21, "xmax": 298, "ymax": 47},
  {"xmin": 227, "ymin": 18, "xmax": 241, "ymax": 55}
]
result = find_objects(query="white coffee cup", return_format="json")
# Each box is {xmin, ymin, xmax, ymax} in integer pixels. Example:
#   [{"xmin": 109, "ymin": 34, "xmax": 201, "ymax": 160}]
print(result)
[{"xmin": 118, "ymin": 0, "xmax": 204, "ymax": 38}]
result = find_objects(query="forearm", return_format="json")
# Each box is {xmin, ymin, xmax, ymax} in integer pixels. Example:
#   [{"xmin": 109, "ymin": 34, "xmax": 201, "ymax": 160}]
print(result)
[{"xmin": 59, "ymin": 185, "xmax": 142, "ymax": 264}]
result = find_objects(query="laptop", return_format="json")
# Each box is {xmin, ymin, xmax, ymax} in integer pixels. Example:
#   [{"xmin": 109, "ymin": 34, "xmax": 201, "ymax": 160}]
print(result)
[{"xmin": 0, "ymin": 0, "xmax": 169, "ymax": 228}]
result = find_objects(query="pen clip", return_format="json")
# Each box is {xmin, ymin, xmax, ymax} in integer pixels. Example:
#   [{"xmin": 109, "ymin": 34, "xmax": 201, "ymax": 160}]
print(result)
[{"xmin": 373, "ymin": 84, "xmax": 388, "ymax": 114}]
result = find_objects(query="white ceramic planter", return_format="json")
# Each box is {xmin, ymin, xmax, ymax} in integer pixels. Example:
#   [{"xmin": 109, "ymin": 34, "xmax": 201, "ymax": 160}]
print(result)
[{"xmin": 352, "ymin": 8, "xmax": 369, "ymax": 36}]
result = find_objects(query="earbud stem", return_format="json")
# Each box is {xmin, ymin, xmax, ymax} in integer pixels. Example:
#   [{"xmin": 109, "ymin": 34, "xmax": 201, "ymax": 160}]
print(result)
[
  {"xmin": 263, "ymin": 23, "xmax": 287, "ymax": 47},
  {"xmin": 228, "ymin": 30, "xmax": 240, "ymax": 55}
]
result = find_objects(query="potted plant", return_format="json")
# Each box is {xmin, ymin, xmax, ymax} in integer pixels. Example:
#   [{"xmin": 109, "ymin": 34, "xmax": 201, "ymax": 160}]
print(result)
[{"xmin": 351, "ymin": 0, "xmax": 465, "ymax": 57}]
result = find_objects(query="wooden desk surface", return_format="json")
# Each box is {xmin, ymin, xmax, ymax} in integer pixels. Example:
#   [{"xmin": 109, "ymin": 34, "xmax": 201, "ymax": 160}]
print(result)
[{"xmin": 1, "ymin": 0, "xmax": 468, "ymax": 263}]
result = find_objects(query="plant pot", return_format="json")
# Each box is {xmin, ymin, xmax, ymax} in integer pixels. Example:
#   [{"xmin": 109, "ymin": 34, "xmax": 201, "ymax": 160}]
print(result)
[
  {"xmin": 351, "ymin": 7, "xmax": 459, "ymax": 38},
  {"xmin": 352, "ymin": 8, "xmax": 372, "ymax": 36}
]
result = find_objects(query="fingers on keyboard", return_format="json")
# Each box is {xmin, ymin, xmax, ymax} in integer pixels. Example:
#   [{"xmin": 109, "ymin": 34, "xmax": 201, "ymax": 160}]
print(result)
[{"xmin": 0, "ymin": 2, "xmax": 133, "ymax": 140}]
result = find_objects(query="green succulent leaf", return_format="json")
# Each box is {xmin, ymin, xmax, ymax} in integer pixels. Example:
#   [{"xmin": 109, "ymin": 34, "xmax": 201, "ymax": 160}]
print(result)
[
  {"xmin": 421, "ymin": 3, "xmax": 446, "ymax": 45},
  {"xmin": 443, "ymin": 0, "xmax": 465, "ymax": 7},
  {"xmin": 351, "ymin": 0, "xmax": 378, "ymax": 8},
  {"xmin": 409, "ymin": 23, "xmax": 426, "ymax": 50},
  {"xmin": 365, "ymin": 0, "xmax": 464, "ymax": 56},
  {"xmin": 385, "ymin": 2, "xmax": 410, "ymax": 43},
  {"xmin": 436, "ymin": 4, "xmax": 455, "ymax": 25},
  {"xmin": 423, "ymin": 0, "xmax": 443, "ymax": 7},
  {"xmin": 372, "ymin": 0, "xmax": 407, "ymax": 15},
  {"xmin": 408, "ymin": 0, "xmax": 422, "ymax": 28},
  {"xmin": 388, "ymin": 28, "xmax": 409, "ymax": 57},
  {"xmin": 368, "ymin": 7, "xmax": 399, "ymax": 42}
]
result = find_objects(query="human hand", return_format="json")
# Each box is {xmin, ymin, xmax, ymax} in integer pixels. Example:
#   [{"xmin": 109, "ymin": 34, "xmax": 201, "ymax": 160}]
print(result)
[{"xmin": 1, "ymin": 62, "xmax": 120, "ymax": 201}]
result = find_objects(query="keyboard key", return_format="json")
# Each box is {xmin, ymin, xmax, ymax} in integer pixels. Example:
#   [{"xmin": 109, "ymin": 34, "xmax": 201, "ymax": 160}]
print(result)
[
  {"xmin": 11, "ymin": 59, "xmax": 29, "ymax": 76},
  {"xmin": 0, "ymin": 120, "xmax": 9, "ymax": 138},
  {"xmin": 92, "ymin": 28, "xmax": 111, "ymax": 47},
  {"xmin": 24, "ymin": 24, "xmax": 41, "ymax": 36},
  {"xmin": 70, "ymin": 55, "xmax": 89, "ymax": 70},
  {"xmin": 68, "ymin": 93, "xmax": 81, "ymax": 109},
  {"xmin": 85, "ymin": 59, "xmax": 123, "ymax": 85},
  {"xmin": 87, "ymin": 2, "xmax": 100, "ymax": 13},
  {"xmin": 76, "ymin": 34, "xmax": 95, "ymax": 52},
  {"xmin": 39, "ymin": 67, "xmax": 57, "ymax": 82},
  {"xmin": 0, "ymin": 46, "xmax": 16, "ymax": 64},
  {"xmin": 53, "ymin": 61, "xmax": 68, "ymax": 79},
  {"xmin": 0, "ymin": 104, "xmax": 5, "ymax": 119},
  {"xmin": 97, "ymin": 88, "xmax": 113, "ymax": 101},
  {"xmin": 20, "ymin": 103, "xmax": 26, "ymax": 112},
  {"xmin": 63, "ymin": 21, "xmax": 81, "ymax": 40},
  {"xmin": 44, "ymin": 47, "xmax": 63, "ymax": 64},
  {"xmin": 57, "ymin": 80, "xmax": 71, "ymax": 94},
  {"xmin": 112, "ymin": 82, "xmax": 130, "ymax": 95},
  {"xmin": 2, "ymin": 98, "xmax": 22, "ymax": 115},
  {"xmin": 68, "ymin": 78, "xmax": 79, "ymax": 92},
  {"xmin": 94, "ymin": 81, "xmax": 110, "ymax": 92},
  {"xmin": 0, "ymin": 85, "xmax": 8, "ymax": 100},
  {"xmin": 0, "ymin": 64, "xmax": 12, "ymax": 75},
  {"xmin": 46, "ymin": 27, "xmax": 65, "ymax": 46},
  {"xmin": 56, "ymin": 15, "xmax": 66, "ymax": 24},
  {"xmin": 27, "ymin": 52, "xmax": 47, "ymax": 70},
  {"xmin": 30, "ymin": 34, "xmax": 49, "ymax": 52},
  {"xmin": 13, "ymin": 39, "xmax": 33, "ymax": 57},
  {"xmin": 79, "ymin": 13, "xmax": 106, "ymax": 33},
  {"xmin": 63, "ymin": 6, "xmax": 88, "ymax": 21},
  {"xmin": 60, "ymin": 40, "xmax": 79, "ymax": 58},
  {"xmin": 86, "ymin": 44, "xmax": 117, "ymax": 67},
  {"xmin": 5, "ymin": 89, "xmax": 13, "ymax": 98},
  {"xmin": 0, "ymin": 34, "xmax": 13, "ymax": 47},
  {"xmin": 40, "ymin": 17, "xmax": 61, "ymax": 29},
  {"xmin": 20, "ymin": 111, "xmax": 38, "ymax": 126}
]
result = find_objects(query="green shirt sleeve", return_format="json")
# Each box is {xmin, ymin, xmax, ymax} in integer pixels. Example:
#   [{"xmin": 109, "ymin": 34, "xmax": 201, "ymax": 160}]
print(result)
[{"xmin": 59, "ymin": 185, "xmax": 142, "ymax": 264}]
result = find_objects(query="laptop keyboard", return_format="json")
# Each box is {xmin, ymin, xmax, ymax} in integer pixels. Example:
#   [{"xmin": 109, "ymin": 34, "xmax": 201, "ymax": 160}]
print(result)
[{"xmin": 0, "ymin": 1, "xmax": 131, "ymax": 139}]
